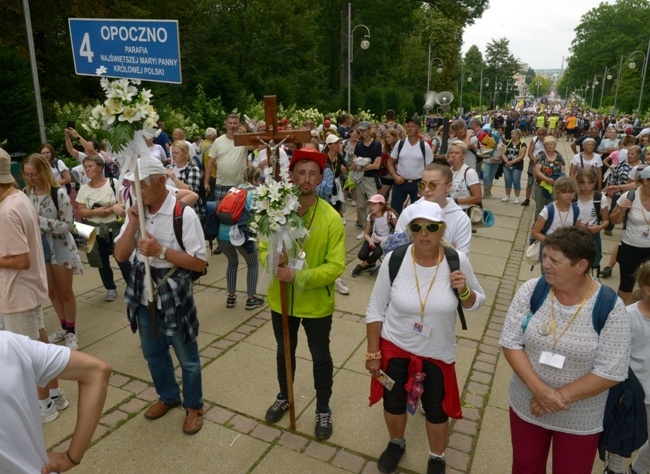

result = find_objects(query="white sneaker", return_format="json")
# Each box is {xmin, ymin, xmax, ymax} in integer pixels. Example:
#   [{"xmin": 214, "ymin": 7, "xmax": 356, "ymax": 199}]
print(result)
[
  {"xmin": 64, "ymin": 332, "xmax": 79, "ymax": 350},
  {"xmin": 356, "ymin": 232, "xmax": 364, "ymax": 240},
  {"xmin": 48, "ymin": 328, "xmax": 68, "ymax": 343},
  {"xmin": 513, "ymin": 197, "xmax": 521, "ymax": 204},
  {"xmin": 53, "ymin": 392, "xmax": 70, "ymax": 411},
  {"xmin": 41, "ymin": 401, "xmax": 59, "ymax": 423},
  {"xmin": 105, "ymin": 289, "xmax": 118, "ymax": 302},
  {"xmin": 335, "ymin": 278, "xmax": 350, "ymax": 295},
  {"xmin": 501, "ymin": 196, "xmax": 510, "ymax": 202}
]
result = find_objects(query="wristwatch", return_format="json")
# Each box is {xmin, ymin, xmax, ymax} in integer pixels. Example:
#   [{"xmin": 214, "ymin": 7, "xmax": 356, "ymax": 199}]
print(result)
[{"xmin": 158, "ymin": 246, "xmax": 167, "ymax": 260}]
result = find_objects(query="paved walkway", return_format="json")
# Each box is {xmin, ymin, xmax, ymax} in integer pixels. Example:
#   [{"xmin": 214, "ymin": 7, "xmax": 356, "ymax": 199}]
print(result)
[{"xmin": 40, "ymin": 137, "xmax": 623, "ymax": 473}]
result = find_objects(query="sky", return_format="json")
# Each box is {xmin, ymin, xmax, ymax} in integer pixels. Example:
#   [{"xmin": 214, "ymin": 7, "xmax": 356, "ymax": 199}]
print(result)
[{"xmin": 461, "ymin": 0, "xmax": 605, "ymax": 70}]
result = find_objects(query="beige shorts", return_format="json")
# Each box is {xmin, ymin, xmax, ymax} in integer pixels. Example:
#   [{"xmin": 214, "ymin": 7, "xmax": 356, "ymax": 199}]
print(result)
[{"xmin": 0, "ymin": 306, "xmax": 44, "ymax": 340}]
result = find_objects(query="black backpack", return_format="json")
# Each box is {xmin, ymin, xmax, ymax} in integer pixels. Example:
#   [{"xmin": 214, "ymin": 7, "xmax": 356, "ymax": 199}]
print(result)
[{"xmin": 387, "ymin": 245, "xmax": 467, "ymax": 330}]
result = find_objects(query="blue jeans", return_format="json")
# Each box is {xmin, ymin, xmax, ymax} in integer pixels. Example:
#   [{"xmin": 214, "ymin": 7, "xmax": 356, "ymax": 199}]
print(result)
[
  {"xmin": 136, "ymin": 305, "xmax": 203, "ymax": 409},
  {"xmin": 390, "ymin": 180, "xmax": 420, "ymax": 214},
  {"xmin": 482, "ymin": 161, "xmax": 500, "ymax": 190},
  {"xmin": 503, "ymin": 166, "xmax": 523, "ymax": 192}
]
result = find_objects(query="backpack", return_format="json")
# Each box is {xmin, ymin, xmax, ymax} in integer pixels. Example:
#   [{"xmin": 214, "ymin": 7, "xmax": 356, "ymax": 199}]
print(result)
[
  {"xmin": 522, "ymin": 277, "xmax": 647, "ymax": 460},
  {"xmin": 540, "ymin": 202, "xmax": 580, "ymax": 236},
  {"xmin": 396, "ymin": 138, "xmax": 427, "ymax": 166},
  {"xmin": 370, "ymin": 211, "xmax": 396, "ymax": 235},
  {"xmin": 388, "ymin": 245, "xmax": 468, "ymax": 330},
  {"xmin": 572, "ymin": 191, "xmax": 602, "ymax": 225},
  {"xmin": 54, "ymin": 159, "xmax": 72, "ymax": 194},
  {"xmin": 489, "ymin": 131, "xmax": 501, "ymax": 157},
  {"xmin": 172, "ymin": 200, "xmax": 208, "ymax": 282},
  {"xmin": 216, "ymin": 187, "xmax": 248, "ymax": 226},
  {"xmin": 104, "ymin": 160, "xmax": 120, "ymax": 180}
]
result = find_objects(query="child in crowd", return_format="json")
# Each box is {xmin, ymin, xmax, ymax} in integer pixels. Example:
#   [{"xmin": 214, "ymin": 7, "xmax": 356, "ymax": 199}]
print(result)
[
  {"xmin": 575, "ymin": 168, "xmax": 609, "ymax": 274},
  {"xmin": 351, "ymin": 194, "xmax": 397, "ymax": 277}
]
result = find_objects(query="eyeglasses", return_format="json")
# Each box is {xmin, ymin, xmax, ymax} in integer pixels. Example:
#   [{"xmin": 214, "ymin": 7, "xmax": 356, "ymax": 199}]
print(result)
[
  {"xmin": 408, "ymin": 222, "xmax": 444, "ymax": 234},
  {"xmin": 417, "ymin": 181, "xmax": 439, "ymax": 192},
  {"xmin": 24, "ymin": 173, "xmax": 39, "ymax": 179}
]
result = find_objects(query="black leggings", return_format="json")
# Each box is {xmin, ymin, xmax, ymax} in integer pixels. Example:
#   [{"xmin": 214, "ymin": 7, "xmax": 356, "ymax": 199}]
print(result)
[
  {"xmin": 383, "ymin": 357, "xmax": 448, "ymax": 424},
  {"xmin": 357, "ymin": 240, "xmax": 383, "ymax": 265},
  {"xmin": 616, "ymin": 242, "xmax": 650, "ymax": 292}
]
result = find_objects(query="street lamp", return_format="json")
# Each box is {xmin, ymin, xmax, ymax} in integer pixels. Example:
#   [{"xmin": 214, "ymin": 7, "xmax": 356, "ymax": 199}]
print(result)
[
  {"xmin": 426, "ymin": 45, "xmax": 443, "ymax": 92},
  {"xmin": 627, "ymin": 35, "xmax": 650, "ymax": 115},
  {"xmin": 504, "ymin": 80, "xmax": 513, "ymax": 106},
  {"xmin": 459, "ymin": 62, "xmax": 467, "ymax": 115},
  {"xmin": 591, "ymin": 74, "xmax": 603, "ymax": 108},
  {"xmin": 346, "ymin": 3, "xmax": 370, "ymax": 114},
  {"xmin": 478, "ymin": 70, "xmax": 489, "ymax": 110},
  {"xmin": 600, "ymin": 64, "xmax": 619, "ymax": 109}
]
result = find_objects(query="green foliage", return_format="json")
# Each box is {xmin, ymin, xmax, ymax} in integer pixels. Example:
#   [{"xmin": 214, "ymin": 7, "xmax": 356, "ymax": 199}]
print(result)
[
  {"xmin": 46, "ymin": 102, "xmax": 108, "ymax": 158},
  {"xmin": 528, "ymin": 76, "xmax": 552, "ymax": 97},
  {"xmin": 525, "ymin": 67, "xmax": 536, "ymax": 85},
  {"xmin": 187, "ymin": 85, "xmax": 227, "ymax": 134}
]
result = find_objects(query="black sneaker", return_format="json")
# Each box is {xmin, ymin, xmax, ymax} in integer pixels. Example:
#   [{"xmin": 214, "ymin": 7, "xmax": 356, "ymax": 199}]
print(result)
[
  {"xmin": 245, "ymin": 296, "xmax": 265, "ymax": 310},
  {"xmin": 362, "ymin": 263, "xmax": 376, "ymax": 273},
  {"xmin": 226, "ymin": 294, "xmax": 237, "ymax": 308},
  {"xmin": 520, "ymin": 199, "xmax": 530, "ymax": 207},
  {"xmin": 265, "ymin": 395, "xmax": 289, "ymax": 423},
  {"xmin": 377, "ymin": 441, "xmax": 405, "ymax": 473},
  {"xmin": 601, "ymin": 266, "xmax": 612, "ymax": 278},
  {"xmin": 427, "ymin": 456, "xmax": 446, "ymax": 474},
  {"xmin": 315, "ymin": 408, "xmax": 332, "ymax": 439},
  {"xmin": 351, "ymin": 264, "xmax": 362, "ymax": 277}
]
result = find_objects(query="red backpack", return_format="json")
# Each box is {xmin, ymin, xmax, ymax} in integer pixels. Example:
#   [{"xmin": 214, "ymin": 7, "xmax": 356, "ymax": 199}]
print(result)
[{"xmin": 216, "ymin": 187, "xmax": 248, "ymax": 225}]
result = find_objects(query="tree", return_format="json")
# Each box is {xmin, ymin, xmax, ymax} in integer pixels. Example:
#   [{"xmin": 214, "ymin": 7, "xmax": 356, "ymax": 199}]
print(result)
[
  {"xmin": 525, "ymin": 67, "xmax": 536, "ymax": 85},
  {"xmin": 483, "ymin": 38, "xmax": 520, "ymax": 108},
  {"xmin": 528, "ymin": 75, "xmax": 552, "ymax": 98}
]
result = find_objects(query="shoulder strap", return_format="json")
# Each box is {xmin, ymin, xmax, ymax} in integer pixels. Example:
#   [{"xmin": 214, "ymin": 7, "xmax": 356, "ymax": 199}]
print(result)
[
  {"xmin": 522, "ymin": 276, "xmax": 552, "ymax": 333},
  {"xmin": 388, "ymin": 244, "xmax": 408, "ymax": 285},
  {"xmin": 443, "ymin": 246, "xmax": 467, "ymax": 330},
  {"xmin": 50, "ymin": 187, "xmax": 60, "ymax": 213},
  {"xmin": 396, "ymin": 139, "xmax": 406, "ymax": 160},
  {"xmin": 593, "ymin": 191, "xmax": 602, "ymax": 225},
  {"xmin": 580, "ymin": 152, "xmax": 584, "ymax": 168},
  {"xmin": 173, "ymin": 200, "xmax": 187, "ymax": 251},
  {"xmin": 541, "ymin": 203, "xmax": 555, "ymax": 235},
  {"xmin": 419, "ymin": 139, "xmax": 426, "ymax": 165},
  {"xmin": 592, "ymin": 283, "xmax": 618, "ymax": 335},
  {"xmin": 571, "ymin": 202, "xmax": 580, "ymax": 224}
]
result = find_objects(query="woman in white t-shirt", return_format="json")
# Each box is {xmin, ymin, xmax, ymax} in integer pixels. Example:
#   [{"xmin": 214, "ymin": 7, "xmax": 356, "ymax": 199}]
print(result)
[
  {"xmin": 570, "ymin": 138, "xmax": 603, "ymax": 189},
  {"xmin": 575, "ymin": 168, "xmax": 609, "ymax": 272},
  {"xmin": 609, "ymin": 166, "xmax": 650, "ymax": 303},
  {"xmin": 447, "ymin": 140, "xmax": 481, "ymax": 219}
]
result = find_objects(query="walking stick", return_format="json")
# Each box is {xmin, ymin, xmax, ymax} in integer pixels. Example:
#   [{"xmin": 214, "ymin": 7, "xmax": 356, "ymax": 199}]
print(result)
[{"xmin": 279, "ymin": 280, "xmax": 296, "ymax": 430}]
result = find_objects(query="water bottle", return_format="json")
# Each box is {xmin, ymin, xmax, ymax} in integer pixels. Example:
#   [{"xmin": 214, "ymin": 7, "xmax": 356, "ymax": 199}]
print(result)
[{"xmin": 244, "ymin": 115, "xmax": 257, "ymax": 132}]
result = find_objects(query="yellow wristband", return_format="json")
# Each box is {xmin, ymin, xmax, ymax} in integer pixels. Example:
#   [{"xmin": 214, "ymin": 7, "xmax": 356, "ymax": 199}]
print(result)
[{"xmin": 459, "ymin": 287, "xmax": 471, "ymax": 301}]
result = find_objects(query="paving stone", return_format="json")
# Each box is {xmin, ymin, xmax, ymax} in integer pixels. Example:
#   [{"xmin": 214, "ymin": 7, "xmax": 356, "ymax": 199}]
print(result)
[
  {"xmin": 225, "ymin": 331, "xmax": 247, "ymax": 342},
  {"xmin": 101, "ymin": 410, "xmax": 129, "ymax": 429},
  {"xmin": 469, "ymin": 371, "xmax": 492, "ymax": 385},
  {"xmin": 199, "ymin": 356, "xmax": 211, "ymax": 366},
  {"xmin": 121, "ymin": 379, "xmax": 149, "ymax": 395},
  {"xmin": 278, "ymin": 431, "xmax": 308, "ymax": 452},
  {"xmin": 484, "ymin": 329, "xmax": 501, "ymax": 339},
  {"xmin": 342, "ymin": 314, "xmax": 361, "ymax": 323},
  {"xmin": 91, "ymin": 424, "xmax": 110, "ymax": 442},
  {"xmin": 466, "ymin": 381, "xmax": 489, "ymax": 396},
  {"xmin": 462, "ymin": 406, "xmax": 480, "ymax": 421},
  {"xmin": 448, "ymin": 432, "xmax": 473, "ymax": 452},
  {"xmin": 250, "ymin": 423, "xmax": 281, "ymax": 443},
  {"xmin": 481, "ymin": 336, "xmax": 501, "ymax": 348},
  {"xmin": 446, "ymin": 448, "xmax": 470, "ymax": 472},
  {"xmin": 361, "ymin": 462, "xmax": 382, "ymax": 474},
  {"xmin": 137, "ymin": 386, "xmax": 159, "ymax": 402},
  {"xmin": 109, "ymin": 374, "xmax": 130, "ymax": 387},
  {"xmin": 119, "ymin": 398, "xmax": 148, "ymax": 414},
  {"xmin": 333, "ymin": 450, "xmax": 365, "ymax": 473},
  {"xmin": 212, "ymin": 339, "xmax": 233, "ymax": 350},
  {"xmin": 478, "ymin": 344, "xmax": 500, "ymax": 355},
  {"xmin": 203, "ymin": 405, "xmax": 234, "ymax": 425},
  {"xmin": 200, "ymin": 346, "xmax": 222, "ymax": 359},
  {"xmin": 473, "ymin": 361, "xmax": 495, "ymax": 374},
  {"xmin": 248, "ymin": 318, "xmax": 266, "ymax": 327},
  {"xmin": 304, "ymin": 441, "xmax": 337, "ymax": 462},
  {"xmin": 492, "ymin": 309, "xmax": 507, "ymax": 318},
  {"xmin": 237, "ymin": 325, "xmax": 257, "ymax": 335},
  {"xmin": 476, "ymin": 353, "xmax": 498, "ymax": 365},
  {"xmin": 463, "ymin": 393, "xmax": 485, "ymax": 409},
  {"xmin": 229, "ymin": 414, "xmax": 257, "ymax": 434},
  {"xmin": 457, "ymin": 338, "xmax": 478, "ymax": 349}
]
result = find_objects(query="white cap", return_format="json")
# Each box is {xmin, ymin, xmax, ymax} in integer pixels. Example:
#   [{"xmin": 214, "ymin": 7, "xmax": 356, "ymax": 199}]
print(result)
[
  {"xmin": 406, "ymin": 201, "xmax": 446, "ymax": 225},
  {"xmin": 125, "ymin": 155, "xmax": 166, "ymax": 181},
  {"xmin": 229, "ymin": 225, "xmax": 246, "ymax": 246}
]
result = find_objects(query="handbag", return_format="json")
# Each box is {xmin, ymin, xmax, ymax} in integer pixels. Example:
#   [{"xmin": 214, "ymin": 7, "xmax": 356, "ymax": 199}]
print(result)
[{"xmin": 525, "ymin": 241, "xmax": 541, "ymax": 266}]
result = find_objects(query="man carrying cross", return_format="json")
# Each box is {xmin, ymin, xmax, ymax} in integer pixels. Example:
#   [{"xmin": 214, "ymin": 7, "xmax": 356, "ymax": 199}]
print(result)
[{"xmin": 258, "ymin": 148, "xmax": 346, "ymax": 439}]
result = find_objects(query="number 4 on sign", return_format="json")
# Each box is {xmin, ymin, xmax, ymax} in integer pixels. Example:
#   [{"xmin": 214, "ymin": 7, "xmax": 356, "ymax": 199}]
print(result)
[{"xmin": 80, "ymin": 33, "xmax": 94, "ymax": 63}]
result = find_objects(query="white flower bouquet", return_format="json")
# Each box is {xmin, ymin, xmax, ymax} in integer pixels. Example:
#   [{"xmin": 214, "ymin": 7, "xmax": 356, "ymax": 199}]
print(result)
[{"xmin": 91, "ymin": 67, "xmax": 159, "ymax": 153}]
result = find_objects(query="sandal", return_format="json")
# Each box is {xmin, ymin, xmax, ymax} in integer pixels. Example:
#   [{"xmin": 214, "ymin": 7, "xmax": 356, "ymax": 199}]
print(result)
[{"xmin": 183, "ymin": 408, "xmax": 203, "ymax": 435}]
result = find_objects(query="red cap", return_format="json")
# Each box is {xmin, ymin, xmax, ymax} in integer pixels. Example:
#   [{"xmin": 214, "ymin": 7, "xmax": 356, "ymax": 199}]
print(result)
[{"xmin": 289, "ymin": 147, "xmax": 327, "ymax": 171}]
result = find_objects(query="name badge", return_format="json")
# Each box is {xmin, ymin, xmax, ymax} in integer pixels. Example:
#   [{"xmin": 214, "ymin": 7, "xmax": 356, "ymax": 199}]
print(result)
[
  {"xmin": 411, "ymin": 321, "xmax": 432, "ymax": 338},
  {"xmin": 288, "ymin": 258, "xmax": 305, "ymax": 270},
  {"xmin": 375, "ymin": 370, "xmax": 395, "ymax": 391},
  {"xmin": 539, "ymin": 351, "xmax": 565, "ymax": 369}
]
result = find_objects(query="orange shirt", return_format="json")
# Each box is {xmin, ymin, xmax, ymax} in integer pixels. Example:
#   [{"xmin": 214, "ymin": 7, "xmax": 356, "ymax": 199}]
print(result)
[{"xmin": 566, "ymin": 116, "xmax": 577, "ymax": 130}]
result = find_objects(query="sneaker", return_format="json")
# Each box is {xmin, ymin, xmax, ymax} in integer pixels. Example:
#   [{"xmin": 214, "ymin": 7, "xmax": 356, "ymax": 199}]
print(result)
[
  {"xmin": 520, "ymin": 199, "xmax": 530, "ymax": 207},
  {"xmin": 315, "ymin": 408, "xmax": 332, "ymax": 439},
  {"xmin": 245, "ymin": 296, "xmax": 265, "ymax": 310},
  {"xmin": 601, "ymin": 266, "xmax": 613, "ymax": 278},
  {"xmin": 41, "ymin": 401, "xmax": 59, "ymax": 423},
  {"xmin": 351, "ymin": 264, "xmax": 363, "ymax": 277},
  {"xmin": 377, "ymin": 441, "xmax": 406, "ymax": 473},
  {"xmin": 501, "ymin": 196, "xmax": 510, "ymax": 202},
  {"xmin": 362, "ymin": 263, "xmax": 376, "ymax": 273},
  {"xmin": 53, "ymin": 393, "xmax": 70, "ymax": 411},
  {"xmin": 427, "ymin": 456, "xmax": 446, "ymax": 474},
  {"xmin": 356, "ymin": 232, "xmax": 365, "ymax": 240},
  {"xmin": 335, "ymin": 278, "xmax": 350, "ymax": 295},
  {"xmin": 265, "ymin": 395, "xmax": 289, "ymax": 423},
  {"xmin": 105, "ymin": 289, "xmax": 118, "ymax": 302},
  {"xmin": 356, "ymin": 222, "xmax": 364, "ymax": 228},
  {"xmin": 64, "ymin": 333, "xmax": 79, "ymax": 350},
  {"xmin": 226, "ymin": 294, "xmax": 237, "ymax": 308},
  {"xmin": 48, "ymin": 328, "xmax": 68, "ymax": 343},
  {"xmin": 604, "ymin": 229, "xmax": 613, "ymax": 236},
  {"xmin": 513, "ymin": 197, "xmax": 521, "ymax": 204}
]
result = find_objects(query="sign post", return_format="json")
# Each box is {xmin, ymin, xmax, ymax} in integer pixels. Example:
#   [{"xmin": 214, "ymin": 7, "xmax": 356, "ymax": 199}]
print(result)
[{"xmin": 69, "ymin": 18, "xmax": 181, "ymax": 84}]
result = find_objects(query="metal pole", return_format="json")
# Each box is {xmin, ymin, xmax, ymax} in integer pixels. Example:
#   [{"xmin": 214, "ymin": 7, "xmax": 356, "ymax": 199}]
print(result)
[
  {"xmin": 599, "ymin": 67, "xmax": 607, "ymax": 109},
  {"xmin": 591, "ymin": 74, "xmax": 596, "ymax": 108},
  {"xmin": 637, "ymin": 34, "xmax": 650, "ymax": 114},
  {"xmin": 427, "ymin": 43, "xmax": 431, "ymax": 92},
  {"xmin": 479, "ymin": 70, "xmax": 483, "ymax": 110},
  {"xmin": 23, "ymin": 0, "xmax": 46, "ymax": 143},
  {"xmin": 347, "ymin": 3, "xmax": 351, "ymax": 113},
  {"xmin": 614, "ymin": 55, "xmax": 623, "ymax": 116},
  {"xmin": 459, "ymin": 62, "xmax": 464, "ymax": 115},
  {"xmin": 493, "ymin": 76, "xmax": 497, "ymax": 108}
]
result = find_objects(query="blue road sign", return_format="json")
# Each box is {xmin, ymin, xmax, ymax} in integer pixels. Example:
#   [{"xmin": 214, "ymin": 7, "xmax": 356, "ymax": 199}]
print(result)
[{"xmin": 69, "ymin": 18, "xmax": 181, "ymax": 84}]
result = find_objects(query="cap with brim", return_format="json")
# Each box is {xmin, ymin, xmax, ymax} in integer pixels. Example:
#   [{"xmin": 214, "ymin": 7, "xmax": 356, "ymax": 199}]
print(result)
[
  {"xmin": 289, "ymin": 147, "xmax": 327, "ymax": 171},
  {"xmin": 406, "ymin": 201, "xmax": 446, "ymax": 225},
  {"xmin": 366, "ymin": 194, "xmax": 385, "ymax": 205},
  {"xmin": 0, "ymin": 147, "xmax": 15, "ymax": 184},
  {"xmin": 125, "ymin": 155, "xmax": 166, "ymax": 181},
  {"xmin": 406, "ymin": 116, "xmax": 421, "ymax": 127},
  {"xmin": 229, "ymin": 225, "xmax": 246, "ymax": 246},
  {"xmin": 358, "ymin": 121, "xmax": 371, "ymax": 130},
  {"xmin": 325, "ymin": 134, "xmax": 342, "ymax": 145}
]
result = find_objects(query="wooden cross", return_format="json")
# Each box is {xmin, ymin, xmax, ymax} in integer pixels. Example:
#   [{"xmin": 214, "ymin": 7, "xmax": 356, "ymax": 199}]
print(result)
[
  {"xmin": 234, "ymin": 96, "xmax": 310, "ymax": 431},
  {"xmin": 233, "ymin": 96, "xmax": 311, "ymax": 179}
]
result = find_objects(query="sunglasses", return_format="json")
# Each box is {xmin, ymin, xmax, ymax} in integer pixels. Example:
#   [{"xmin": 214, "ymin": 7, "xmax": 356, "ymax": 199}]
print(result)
[
  {"xmin": 417, "ymin": 181, "xmax": 439, "ymax": 192},
  {"xmin": 408, "ymin": 222, "xmax": 444, "ymax": 234}
]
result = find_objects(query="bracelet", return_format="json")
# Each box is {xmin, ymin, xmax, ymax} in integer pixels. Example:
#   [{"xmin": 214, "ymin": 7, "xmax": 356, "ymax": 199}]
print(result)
[
  {"xmin": 364, "ymin": 351, "xmax": 382, "ymax": 361},
  {"xmin": 458, "ymin": 287, "xmax": 471, "ymax": 301},
  {"xmin": 66, "ymin": 451, "xmax": 80, "ymax": 466}
]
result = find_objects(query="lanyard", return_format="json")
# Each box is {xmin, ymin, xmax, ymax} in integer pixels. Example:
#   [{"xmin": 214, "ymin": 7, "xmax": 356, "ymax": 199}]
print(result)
[
  {"xmin": 550, "ymin": 278, "xmax": 594, "ymax": 353},
  {"xmin": 412, "ymin": 246, "xmax": 442, "ymax": 320}
]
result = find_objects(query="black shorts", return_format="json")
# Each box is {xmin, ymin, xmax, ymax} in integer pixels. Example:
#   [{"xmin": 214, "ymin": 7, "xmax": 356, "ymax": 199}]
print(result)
[{"xmin": 616, "ymin": 242, "xmax": 650, "ymax": 292}]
